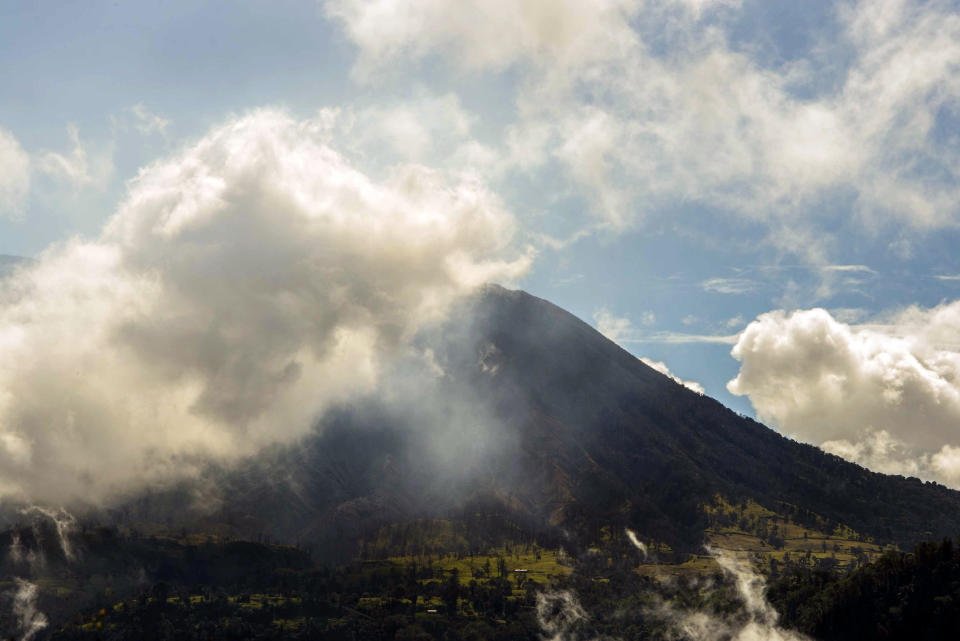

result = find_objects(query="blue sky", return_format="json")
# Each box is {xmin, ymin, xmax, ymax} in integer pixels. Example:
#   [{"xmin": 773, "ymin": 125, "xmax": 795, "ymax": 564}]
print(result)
[{"xmin": 4, "ymin": 0, "xmax": 960, "ymax": 494}]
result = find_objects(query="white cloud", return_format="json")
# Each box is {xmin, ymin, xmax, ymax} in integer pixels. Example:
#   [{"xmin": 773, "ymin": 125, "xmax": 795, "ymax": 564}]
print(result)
[
  {"xmin": 0, "ymin": 127, "xmax": 30, "ymax": 218},
  {"xmin": 0, "ymin": 109, "xmax": 531, "ymax": 505},
  {"xmin": 36, "ymin": 124, "xmax": 90, "ymax": 185},
  {"xmin": 592, "ymin": 308, "xmax": 705, "ymax": 393},
  {"xmin": 328, "ymin": 0, "xmax": 960, "ymax": 255},
  {"xmin": 701, "ymin": 277, "xmax": 759, "ymax": 295},
  {"xmin": 543, "ymin": 0, "xmax": 960, "ymax": 233},
  {"xmin": 728, "ymin": 302, "xmax": 960, "ymax": 486},
  {"xmin": 670, "ymin": 0, "xmax": 741, "ymax": 18},
  {"xmin": 640, "ymin": 357, "xmax": 705, "ymax": 394},
  {"xmin": 594, "ymin": 308, "xmax": 636, "ymax": 344},
  {"xmin": 36, "ymin": 124, "xmax": 112, "ymax": 190},
  {"xmin": 725, "ymin": 314, "xmax": 744, "ymax": 328},
  {"xmin": 128, "ymin": 104, "xmax": 170, "ymax": 135},
  {"xmin": 349, "ymin": 92, "xmax": 485, "ymax": 167},
  {"xmin": 593, "ymin": 307, "xmax": 655, "ymax": 344},
  {"xmin": 637, "ymin": 331, "xmax": 740, "ymax": 344},
  {"xmin": 821, "ymin": 432, "xmax": 960, "ymax": 486},
  {"xmin": 325, "ymin": 0, "xmax": 642, "ymax": 76},
  {"xmin": 889, "ymin": 237, "xmax": 913, "ymax": 259},
  {"xmin": 822, "ymin": 264, "xmax": 875, "ymax": 275},
  {"xmin": 827, "ymin": 307, "xmax": 868, "ymax": 323},
  {"xmin": 930, "ymin": 445, "xmax": 960, "ymax": 486},
  {"xmin": 820, "ymin": 430, "xmax": 924, "ymax": 478}
]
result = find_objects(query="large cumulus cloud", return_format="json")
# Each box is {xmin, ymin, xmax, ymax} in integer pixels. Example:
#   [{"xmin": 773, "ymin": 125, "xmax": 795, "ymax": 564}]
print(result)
[
  {"xmin": 727, "ymin": 303, "xmax": 960, "ymax": 486},
  {"xmin": 0, "ymin": 110, "xmax": 531, "ymax": 505}
]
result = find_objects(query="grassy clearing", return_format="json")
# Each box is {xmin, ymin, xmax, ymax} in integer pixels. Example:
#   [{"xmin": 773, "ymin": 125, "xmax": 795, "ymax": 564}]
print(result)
[
  {"xmin": 702, "ymin": 497, "xmax": 888, "ymax": 573},
  {"xmin": 389, "ymin": 546, "xmax": 573, "ymax": 586},
  {"xmin": 632, "ymin": 496, "xmax": 892, "ymax": 578}
]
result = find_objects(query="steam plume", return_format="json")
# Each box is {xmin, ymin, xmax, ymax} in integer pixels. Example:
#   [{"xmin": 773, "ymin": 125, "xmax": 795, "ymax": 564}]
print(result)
[
  {"xmin": 0, "ymin": 109, "xmax": 530, "ymax": 506},
  {"xmin": 536, "ymin": 590, "xmax": 589, "ymax": 641},
  {"xmin": 655, "ymin": 548, "xmax": 812, "ymax": 641},
  {"xmin": 8, "ymin": 579, "xmax": 47, "ymax": 641},
  {"xmin": 21, "ymin": 507, "xmax": 76, "ymax": 562},
  {"xmin": 625, "ymin": 528, "xmax": 647, "ymax": 560},
  {"xmin": 537, "ymin": 543, "xmax": 811, "ymax": 641}
]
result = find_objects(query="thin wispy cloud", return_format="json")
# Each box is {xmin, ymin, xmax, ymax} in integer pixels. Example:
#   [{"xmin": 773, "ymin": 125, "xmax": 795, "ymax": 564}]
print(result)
[
  {"xmin": 35, "ymin": 124, "xmax": 113, "ymax": 191},
  {"xmin": 593, "ymin": 307, "xmax": 654, "ymax": 343},
  {"xmin": 821, "ymin": 264, "xmax": 876, "ymax": 274},
  {"xmin": 128, "ymin": 104, "xmax": 170, "ymax": 136},
  {"xmin": 725, "ymin": 314, "xmax": 745, "ymax": 329},
  {"xmin": 700, "ymin": 277, "xmax": 759, "ymax": 295},
  {"xmin": 595, "ymin": 307, "xmax": 739, "ymax": 345},
  {"xmin": 637, "ymin": 331, "xmax": 740, "ymax": 345}
]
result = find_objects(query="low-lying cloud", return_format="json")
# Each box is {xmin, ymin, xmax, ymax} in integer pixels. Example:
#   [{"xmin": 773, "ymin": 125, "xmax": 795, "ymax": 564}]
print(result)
[
  {"xmin": 658, "ymin": 548, "xmax": 811, "ymax": 641},
  {"xmin": 7, "ymin": 579, "xmax": 47, "ymax": 641},
  {"xmin": 0, "ymin": 109, "xmax": 531, "ymax": 505},
  {"xmin": 540, "ymin": 536, "xmax": 810, "ymax": 641},
  {"xmin": 728, "ymin": 302, "xmax": 960, "ymax": 486}
]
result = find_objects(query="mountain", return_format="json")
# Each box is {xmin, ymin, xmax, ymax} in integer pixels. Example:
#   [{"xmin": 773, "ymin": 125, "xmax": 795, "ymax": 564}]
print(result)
[
  {"xmin": 113, "ymin": 285, "xmax": 960, "ymax": 557},
  {"xmin": 13, "ymin": 285, "xmax": 960, "ymax": 640},
  {"xmin": 488, "ymin": 287, "xmax": 960, "ymax": 536}
]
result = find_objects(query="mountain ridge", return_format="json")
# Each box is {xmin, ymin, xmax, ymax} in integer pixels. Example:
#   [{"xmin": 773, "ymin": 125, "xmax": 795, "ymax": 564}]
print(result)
[{"xmin": 470, "ymin": 286, "xmax": 960, "ymax": 543}]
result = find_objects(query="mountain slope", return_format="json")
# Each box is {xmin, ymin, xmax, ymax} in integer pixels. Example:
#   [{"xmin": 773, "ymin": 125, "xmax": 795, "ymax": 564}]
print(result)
[
  {"xmin": 115, "ymin": 285, "xmax": 960, "ymax": 555},
  {"xmin": 462, "ymin": 286, "xmax": 960, "ymax": 547}
]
